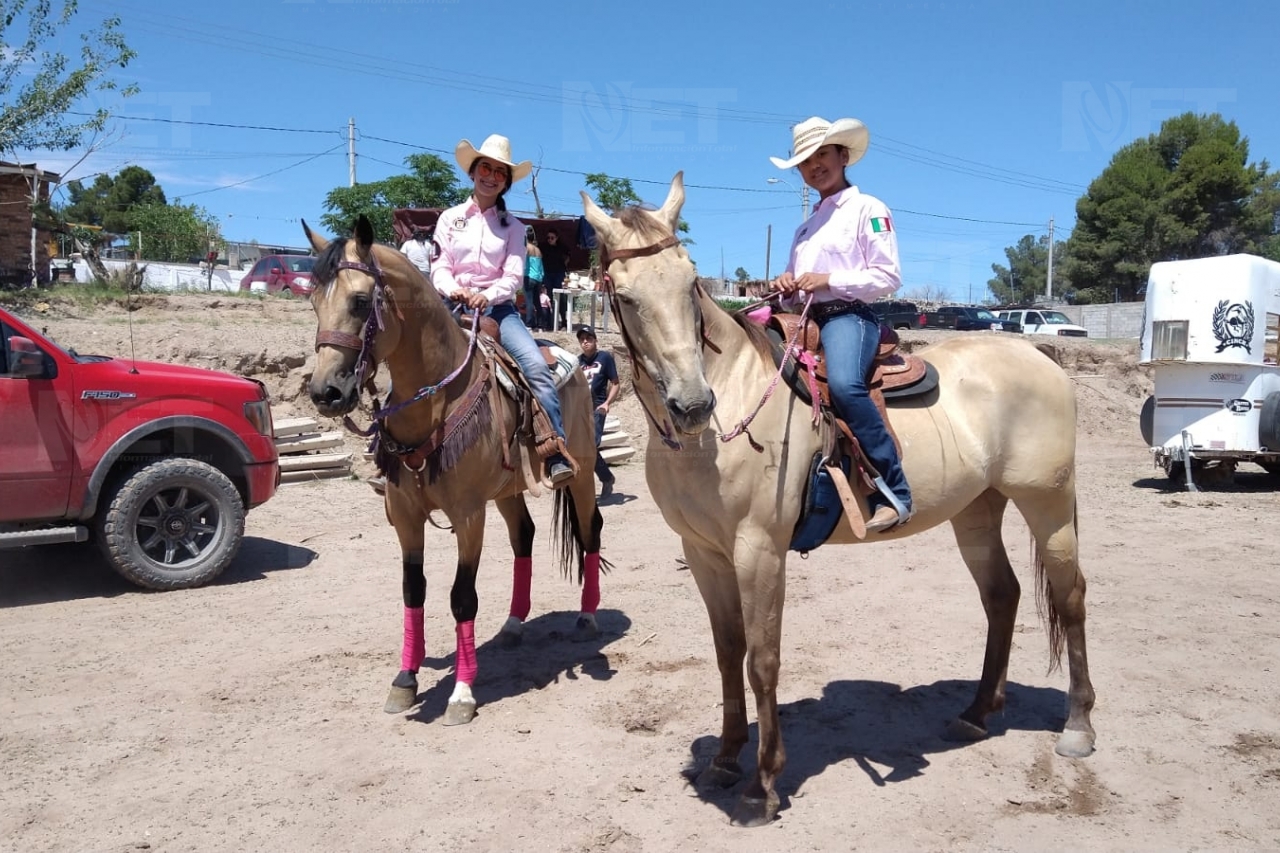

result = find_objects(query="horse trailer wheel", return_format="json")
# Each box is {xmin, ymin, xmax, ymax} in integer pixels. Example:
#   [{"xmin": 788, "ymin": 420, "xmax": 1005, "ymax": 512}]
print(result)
[
  {"xmin": 1259, "ymin": 392, "xmax": 1280, "ymax": 452},
  {"xmin": 96, "ymin": 458, "xmax": 246, "ymax": 590}
]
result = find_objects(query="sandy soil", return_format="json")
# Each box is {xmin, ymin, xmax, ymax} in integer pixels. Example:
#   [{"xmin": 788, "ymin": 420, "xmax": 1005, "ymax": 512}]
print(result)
[{"xmin": 2, "ymin": 294, "xmax": 1279, "ymax": 852}]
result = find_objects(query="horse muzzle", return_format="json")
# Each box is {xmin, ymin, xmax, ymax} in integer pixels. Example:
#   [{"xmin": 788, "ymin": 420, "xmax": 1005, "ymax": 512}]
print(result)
[
  {"xmin": 309, "ymin": 373, "xmax": 359, "ymax": 417},
  {"xmin": 667, "ymin": 389, "xmax": 717, "ymax": 435}
]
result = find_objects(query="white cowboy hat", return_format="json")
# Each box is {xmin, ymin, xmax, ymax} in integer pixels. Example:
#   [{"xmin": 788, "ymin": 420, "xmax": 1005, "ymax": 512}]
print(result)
[
  {"xmin": 769, "ymin": 116, "xmax": 869, "ymax": 170},
  {"xmin": 455, "ymin": 134, "xmax": 533, "ymax": 183}
]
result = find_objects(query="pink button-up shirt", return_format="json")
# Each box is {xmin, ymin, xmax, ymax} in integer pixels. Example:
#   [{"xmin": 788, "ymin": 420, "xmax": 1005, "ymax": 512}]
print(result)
[
  {"xmin": 430, "ymin": 198, "xmax": 526, "ymax": 306},
  {"xmin": 784, "ymin": 185, "xmax": 902, "ymax": 307}
]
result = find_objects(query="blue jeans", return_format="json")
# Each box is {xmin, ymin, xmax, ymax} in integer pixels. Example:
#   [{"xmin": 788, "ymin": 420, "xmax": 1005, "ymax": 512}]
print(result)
[
  {"xmin": 491, "ymin": 302, "xmax": 566, "ymax": 442},
  {"xmin": 523, "ymin": 279, "xmax": 541, "ymax": 326},
  {"xmin": 593, "ymin": 410, "xmax": 615, "ymax": 485},
  {"xmin": 817, "ymin": 310, "xmax": 911, "ymax": 512}
]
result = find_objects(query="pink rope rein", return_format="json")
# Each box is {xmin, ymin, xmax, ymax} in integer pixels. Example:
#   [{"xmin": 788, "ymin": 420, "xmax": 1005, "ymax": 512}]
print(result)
[{"xmin": 717, "ymin": 293, "xmax": 815, "ymax": 448}]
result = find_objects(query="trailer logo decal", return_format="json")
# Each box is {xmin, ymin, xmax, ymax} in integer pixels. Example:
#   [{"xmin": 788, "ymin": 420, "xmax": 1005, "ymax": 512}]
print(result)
[
  {"xmin": 1209, "ymin": 372, "xmax": 1245, "ymax": 383},
  {"xmin": 1225, "ymin": 398, "xmax": 1252, "ymax": 413},
  {"xmin": 1212, "ymin": 300, "xmax": 1254, "ymax": 353},
  {"xmin": 81, "ymin": 390, "xmax": 137, "ymax": 401}
]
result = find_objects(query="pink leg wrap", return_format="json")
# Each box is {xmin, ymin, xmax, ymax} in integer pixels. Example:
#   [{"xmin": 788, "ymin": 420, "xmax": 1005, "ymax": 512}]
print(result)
[
  {"xmin": 455, "ymin": 620, "xmax": 478, "ymax": 686},
  {"xmin": 401, "ymin": 606, "xmax": 425, "ymax": 672},
  {"xmin": 580, "ymin": 552, "xmax": 601, "ymax": 614},
  {"xmin": 510, "ymin": 556, "xmax": 532, "ymax": 621}
]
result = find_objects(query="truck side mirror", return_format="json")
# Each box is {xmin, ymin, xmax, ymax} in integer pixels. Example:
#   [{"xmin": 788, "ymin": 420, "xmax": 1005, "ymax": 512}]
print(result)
[{"xmin": 6, "ymin": 336, "xmax": 47, "ymax": 378}]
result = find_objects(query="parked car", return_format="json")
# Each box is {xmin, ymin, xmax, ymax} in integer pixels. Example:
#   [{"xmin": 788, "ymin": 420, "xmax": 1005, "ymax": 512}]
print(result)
[
  {"xmin": 869, "ymin": 299, "xmax": 925, "ymax": 330},
  {"xmin": 239, "ymin": 254, "xmax": 316, "ymax": 297},
  {"xmin": 997, "ymin": 308, "xmax": 1088, "ymax": 337},
  {"xmin": 921, "ymin": 305, "xmax": 1022, "ymax": 332},
  {"xmin": 0, "ymin": 306, "xmax": 280, "ymax": 590}
]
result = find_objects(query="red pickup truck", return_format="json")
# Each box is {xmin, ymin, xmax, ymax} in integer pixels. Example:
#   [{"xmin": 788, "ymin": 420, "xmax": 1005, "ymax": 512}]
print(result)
[{"xmin": 0, "ymin": 305, "xmax": 280, "ymax": 589}]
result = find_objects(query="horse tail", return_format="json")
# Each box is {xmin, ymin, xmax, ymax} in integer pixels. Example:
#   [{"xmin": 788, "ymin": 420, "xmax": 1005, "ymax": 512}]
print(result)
[
  {"xmin": 1032, "ymin": 497, "xmax": 1076, "ymax": 675},
  {"xmin": 552, "ymin": 488, "xmax": 612, "ymax": 584}
]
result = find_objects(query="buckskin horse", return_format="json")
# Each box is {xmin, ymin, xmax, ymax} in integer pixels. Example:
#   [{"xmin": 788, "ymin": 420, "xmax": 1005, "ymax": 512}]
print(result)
[
  {"xmin": 580, "ymin": 174, "xmax": 1095, "ymax": 826},
  {"xmin": 303, "ymin": 215, "xmax": 605, "ymax": 725}
]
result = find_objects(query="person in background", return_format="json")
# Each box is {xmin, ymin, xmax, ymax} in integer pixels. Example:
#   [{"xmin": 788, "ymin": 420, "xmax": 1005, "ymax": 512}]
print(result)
[
  {"xmin": 770, "ymin": 115, "xmax": 912, "ymax": 532},
  {"xmin": 431, "ymin": 133, "xmax": 574, "ymax": 486},
  {"xmin": 541, "ymin": 228, "xmax": 570, "ymax": 331},
  {"xmin": 523, "ymin": 226, "xmax": 543, "ymax": 327},
  {"xmin": 399, "ymin": 227, "xmax": 433, "ymax": 279},
  {"xmin": 575, "ymin": 325, "xmax": 619, "ymax": 500}
]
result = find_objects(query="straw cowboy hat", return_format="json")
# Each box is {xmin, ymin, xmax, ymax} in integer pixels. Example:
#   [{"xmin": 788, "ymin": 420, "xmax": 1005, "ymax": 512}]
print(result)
[
  {"xmin": 770, "ymin": 116, "xmax": 869, "ymax": 170},
  {"xmin": 455, "ymin": 134, "xmax": 533, "ymax": 183}
]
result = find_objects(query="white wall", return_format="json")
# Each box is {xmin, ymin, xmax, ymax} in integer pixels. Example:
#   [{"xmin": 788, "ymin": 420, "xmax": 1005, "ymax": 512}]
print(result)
[{"xmin": 71, "ymin": 258, "xmax": 249, "ymax": 292}]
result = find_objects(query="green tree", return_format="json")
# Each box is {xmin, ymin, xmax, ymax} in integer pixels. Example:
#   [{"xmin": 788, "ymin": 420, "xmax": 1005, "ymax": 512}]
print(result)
[
  {"xmin": 584, "ymin": 172, "xmax": 694, "ymax": 245},
  {"xmin": 61, "ymin": 165, "xmax": 166, "ymax": 233},
  {"xmin": 127, "ymin": 201, "xmax": 220, "ymax": 263},
  {"xmin": 0, "ymin": 0, "xmax": 136, "ymax": 153},
  {"xmin": 320, "ymin": 153, "xmax": 466, "ymax": 243},
  {"xmin": 1065, "ymin": 113, "xmax": 1280, "ymax": 303},
  {"xmin": 734, "ymin": 266, "xmax": 750, "ymax": 282},
  {"xmin": 988, "ymin": 234, "xmax": 1069, "ymax": 304}
]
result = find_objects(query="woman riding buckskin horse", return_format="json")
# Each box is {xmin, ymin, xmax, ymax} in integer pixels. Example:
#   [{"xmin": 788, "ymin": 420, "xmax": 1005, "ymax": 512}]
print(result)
[
  {"xmin": 431, "ymin": 133, "xmax": 575, "ymax": 487},
  {"xmin": 771, "ymin": 115, "xmax": 912, "ymax": 532}
]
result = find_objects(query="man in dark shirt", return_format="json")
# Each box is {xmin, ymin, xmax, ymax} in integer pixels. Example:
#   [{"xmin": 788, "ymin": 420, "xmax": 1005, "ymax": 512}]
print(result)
[
  {"xmin": 576, "ymin": 325, "xmax": 619, "ymax": 499},
  {"xmin": 543, "ymin": 230, "xmax": 571, "ymax": 330}
]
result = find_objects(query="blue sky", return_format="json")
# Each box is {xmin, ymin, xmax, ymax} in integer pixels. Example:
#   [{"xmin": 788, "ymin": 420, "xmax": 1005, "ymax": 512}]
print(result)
[{"xmin": 20, "ymin": 0, "xmax": 1280, "ymax": 302}]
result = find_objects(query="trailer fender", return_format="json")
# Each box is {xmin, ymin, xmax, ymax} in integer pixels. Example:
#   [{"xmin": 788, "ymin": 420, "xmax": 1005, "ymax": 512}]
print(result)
[{"xmin": 1259, "ymin": 392, "xmax": 1280, "ymax": 451}]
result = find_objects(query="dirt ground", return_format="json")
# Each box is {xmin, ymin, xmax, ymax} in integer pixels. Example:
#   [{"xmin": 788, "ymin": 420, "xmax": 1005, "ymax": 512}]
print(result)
[{"xmin": 3, "ymin": 294, "xmax": 1279, "ymax": 852}]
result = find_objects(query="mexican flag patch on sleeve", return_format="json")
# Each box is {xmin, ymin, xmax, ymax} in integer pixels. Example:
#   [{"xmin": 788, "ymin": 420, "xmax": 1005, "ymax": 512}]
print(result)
[{"xmin": 870, "ymin": 216, "xmax": 893, "ymax": 233}]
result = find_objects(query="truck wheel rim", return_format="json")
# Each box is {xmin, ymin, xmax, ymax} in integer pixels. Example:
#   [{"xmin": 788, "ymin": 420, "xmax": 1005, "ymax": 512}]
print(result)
[{"xmin": 135, "ymin": 485, "xmax": 223, "ymax": 567}]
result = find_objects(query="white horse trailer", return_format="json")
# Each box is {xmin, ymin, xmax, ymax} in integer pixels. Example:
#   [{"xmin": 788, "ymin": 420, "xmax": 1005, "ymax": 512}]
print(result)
[{"xmin": 1139, "ymin": 253, "xmax": 1280, "ymax": 489}]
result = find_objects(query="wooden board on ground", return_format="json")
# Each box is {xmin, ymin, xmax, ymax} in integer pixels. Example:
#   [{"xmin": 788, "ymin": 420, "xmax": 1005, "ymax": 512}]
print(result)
[
  {"xmin": 275, "ymin": 431, "xmax": 344, "ymax": 454},
  {"xmin": 278, "ymin": 452, "xmax": 352, "ymax": 473},
  {"xmin": 599, "ymin": 431, "xmax": 631, "ymax": 449},
  {"xmin": 280, "ymin": 468, "xmax": 353, "ymax": 485},
  {"xmin": 600, "ymin": 446, "xmax": 636, "ymax": 465},
  {"xmin": 604, "ymin": 415, "xmax": 621, "ymax": 433},
  {"xmin": 272, "ymin": 417, "xmax": 319, "ymax": 438}
]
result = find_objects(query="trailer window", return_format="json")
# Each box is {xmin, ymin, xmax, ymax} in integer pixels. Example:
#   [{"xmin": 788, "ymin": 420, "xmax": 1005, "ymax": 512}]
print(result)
[
  {"xmin": 1266, "ymin": 313, "xmax": 1280, "ymax": 365},
  {"xmin": 1151, "ymin": 320, "xmax": 1189, "ymax": 360}
]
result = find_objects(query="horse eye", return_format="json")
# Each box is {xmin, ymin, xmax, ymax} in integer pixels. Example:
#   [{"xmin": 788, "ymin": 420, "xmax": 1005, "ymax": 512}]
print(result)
[{"xmin": 351, "ymin": 293, "xmax": 372, "ymax": 316}]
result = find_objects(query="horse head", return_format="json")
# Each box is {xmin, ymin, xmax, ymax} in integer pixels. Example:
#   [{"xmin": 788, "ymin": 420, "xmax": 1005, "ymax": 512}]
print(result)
[
  {"xmin": 581, "ymin": 172, "xmax": 717, "ymax": 434},
  {"xmin": 303, "ymin": 214, "xmax": 411, "ymax": 416}
]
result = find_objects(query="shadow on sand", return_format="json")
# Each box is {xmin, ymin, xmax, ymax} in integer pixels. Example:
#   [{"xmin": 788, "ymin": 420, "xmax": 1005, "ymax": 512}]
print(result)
[
  {"xmin": 682, "ymin": 678, "xmax": 1068, "ymax": 820},
  {"xmin": 407, "ymin": 608, "xmax": 632, "ymax": 724}
]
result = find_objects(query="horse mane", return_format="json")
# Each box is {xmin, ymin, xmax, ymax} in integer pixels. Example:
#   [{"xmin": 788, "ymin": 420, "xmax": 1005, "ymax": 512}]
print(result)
[
  {"xmin": 615, "ymin": 206, "xmax": 672, "ymax": 241},
  {"xmin": 312, "ymin": 236, "xmax": 350, "ymax": 290}
]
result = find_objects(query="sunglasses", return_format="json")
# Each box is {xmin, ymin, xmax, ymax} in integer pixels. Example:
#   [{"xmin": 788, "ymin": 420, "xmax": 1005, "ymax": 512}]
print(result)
[{"xmin": 475, "ymin": 161, "xmax": 510, "ymax": 181}]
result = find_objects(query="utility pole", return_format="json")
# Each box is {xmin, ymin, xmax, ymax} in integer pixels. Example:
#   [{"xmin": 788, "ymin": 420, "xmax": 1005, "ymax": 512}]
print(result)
[
  {"xmin": 348, "ymin": 117, "xmax": 357, "ymax": 187},
  {"xmin": 1046, "ymin": 215, "xmax": 1055, "ymax": 301},
  {"xmin": 765, "ymin": 224, "xmax": 772, "ymax": 282}
]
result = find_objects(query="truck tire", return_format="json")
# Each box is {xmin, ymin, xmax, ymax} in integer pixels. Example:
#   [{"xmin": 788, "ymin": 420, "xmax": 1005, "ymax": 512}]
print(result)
[
  {"xmin": 96, "ymin": 458, "xmax": 246, "ymax": 590},
  {"xmin": 1139, "ymin": 395, "xmax": 1155, "ymax": 447},
  {"xmin": 1258, "ymin": 392, "xmax": 1280, "ymax": 452}
]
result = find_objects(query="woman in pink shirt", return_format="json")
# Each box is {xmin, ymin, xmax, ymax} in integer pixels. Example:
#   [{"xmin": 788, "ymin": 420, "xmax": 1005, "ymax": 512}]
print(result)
[
  {"xmin": 770, "ymin": 116, "xmax": 912, "ymax": 532},
  {"xmin": 431, "ymin": 134, "xmax": 573, "ymax": 486}
]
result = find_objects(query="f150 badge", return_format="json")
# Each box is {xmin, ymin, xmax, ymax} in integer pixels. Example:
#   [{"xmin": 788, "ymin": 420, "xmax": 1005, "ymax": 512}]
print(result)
[{"xmin": 81, "ymin": 390, "xmax": 137, "ymax": 400}]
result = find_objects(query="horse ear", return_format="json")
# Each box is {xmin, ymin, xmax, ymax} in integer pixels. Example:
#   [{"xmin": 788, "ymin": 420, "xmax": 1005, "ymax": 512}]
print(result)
[
  {"xmin": 353, "ymin": 214, "xmax": 375, "ymax": 249},
  {"xmin": 301, "ymin": 219, "xmax": 328, "ymax": 254},
  {"xmin": 656, "ymin": 171, "xmax": 685, "ymax": 235},
  {"xmin": 580, "ymin": 191, "xmax": 618, "ymax": 247}
]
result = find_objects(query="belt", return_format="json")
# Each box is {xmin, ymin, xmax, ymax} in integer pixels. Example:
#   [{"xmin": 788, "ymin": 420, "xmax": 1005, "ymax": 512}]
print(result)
[{"xmin": 808, "ymin": 300, "xmax": 877, "ymax": 324}]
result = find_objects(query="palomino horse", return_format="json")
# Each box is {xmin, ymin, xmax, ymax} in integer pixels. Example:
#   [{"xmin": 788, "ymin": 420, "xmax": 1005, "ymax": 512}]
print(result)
[
  {"xmin": 580, "ymin": 175, "xmax": 1096, "ymax": 826},
  {"xmin": 303, "ymin": 215, "xmax": 605, "ymax": 725}
]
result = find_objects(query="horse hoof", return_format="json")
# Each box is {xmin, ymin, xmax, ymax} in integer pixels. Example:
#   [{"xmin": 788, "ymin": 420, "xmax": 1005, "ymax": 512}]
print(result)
[
  {"xmin": 944, "ymin": 717, "xmax": 989, "ymax": 742},
  {"xmin": 1055, "ymin": 729, "xmax": 1096, "ymax": 758},
  {"xmin": 443, "ymin": 700, "xmax": 477, "ymax": 726},
  {"xmin": 729, "ymin": 792, "xmax": 779, "ymax": 827},
  {"xmin": 571, "ymin": 615, "xmax": 600, "ymax": 643},
  {"xmin": 384, "ymin": 686, "xmax": 417, "ymax": 714},
  {"xmin": 498, "ymin": 629, "xmax": 523, "ymax": 649},
  {"xmin": 695, "ymin": 761, "xmax": 742, "ymax": 789}
]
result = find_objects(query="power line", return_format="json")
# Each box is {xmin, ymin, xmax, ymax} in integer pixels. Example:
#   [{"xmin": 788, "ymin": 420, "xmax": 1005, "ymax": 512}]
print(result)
[{"xmin": 179, "ymin": 145, "xmax": 346, "ymax": 198}]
